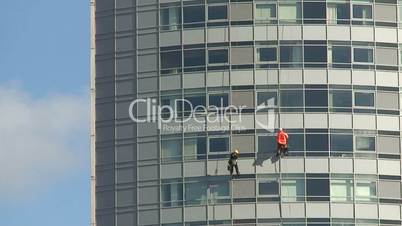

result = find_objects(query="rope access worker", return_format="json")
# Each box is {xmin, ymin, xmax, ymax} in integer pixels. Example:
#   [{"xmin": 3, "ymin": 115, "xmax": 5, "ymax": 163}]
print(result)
[
  {"xmin": 276, "ymin": 128, "xmax": 289, "ymax": 157},
  {"xmin": 228, "ymin": 149, "xmax": 240, "ymax": 178}
]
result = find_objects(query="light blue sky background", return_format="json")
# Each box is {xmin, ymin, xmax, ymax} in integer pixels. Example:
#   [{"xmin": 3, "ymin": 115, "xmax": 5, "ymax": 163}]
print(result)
[{"xmin": 0, "ymin": 1, "xmax": 90, "ymax": 226}]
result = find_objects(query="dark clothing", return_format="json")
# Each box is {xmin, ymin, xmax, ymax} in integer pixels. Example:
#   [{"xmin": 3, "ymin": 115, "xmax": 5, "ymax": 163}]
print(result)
[
  {"xmin": 277, "ymin": 143, "xmax": 288, "ymax": 156},
  {"xmin": 229, "ymin": 164, "xmax": 239, "ymax": 176},
  {"xmin": 228, "ymin": 153, "xmax": 240, "ymax": 176}
]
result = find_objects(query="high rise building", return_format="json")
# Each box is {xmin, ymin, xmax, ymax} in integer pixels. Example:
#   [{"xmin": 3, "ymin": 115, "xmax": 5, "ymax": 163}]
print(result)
[{"xmin": 91, "ymin": 0, "xmax": 402, "ymax": 225}]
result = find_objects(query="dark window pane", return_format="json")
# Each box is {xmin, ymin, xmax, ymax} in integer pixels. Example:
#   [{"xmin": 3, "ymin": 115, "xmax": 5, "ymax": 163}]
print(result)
[
  {"xmin": 258, "ymin": 47, "xmax": 277, "ymax": 62},
  {"xmin": 209, "ymin": 137, "xmax": 229, "ymax": 152},
  {"xmin": 160, "ymin": 7, "xmax": 181, "ymax": 26},
  {"xmin": 304, "ymin": 46, "xmax": 327, "ymax": 62},
  {"xmin": 332, "ymin": 46, "xmax": 351, "ymax": 63},
  {"xmin": 280, "ymin": 90, "xmax": 303, "ymax": 107},
  {"xmin": 306, "ymin": 134, "xmax": 328, "ymax": 152},
  {"xmin": 306, "ymin": 179, "xmax": 330, "ymax": 197},
  {"xmin": 303, "ymin": 2, "xmax": 326, "ymax": 19},
  {"xmin": 208, "ymin": 49, "xmax": 228, "ymax": 64},
  {"xmin": 161, "ymin": 183, "xmax": 183, "ymax": 206},
  {"xmin": 288, "ymin": 134, "xmax": 304, "ymax": 152},
  {"xmin": 280, "ymin": 46, "xmax": 302, "ymax": 63},
  {"xmin": 208, "ymin": 5, "xmax": 227, "ymax": 20},
  {"xmin": 356, "ymin": 136, "xmax": 375, "ymax": 151},
  {"xmin": 353, "ymin": 5, "xmax": 372, "ymax": 19},
  {"xmin": 184, "ymin": 49, "xmax": 205, "ymax": 67},
  {"xmin": 355, "ymin": 92, "xmax": 374, "ymax": 107},
  {"xmin": 184, "ymin": 95, "xmax": 206, "ymax": 111},
  {"xmin": 259, "ymin": 180, "xmax": 279, "ymax": 195},
  {"xmin": 336, "ymin": 4, "xmax": 350, "ymax": 19},
  {"xmin": 161, "ymin": 51, "xmax": 182, "ymax": 69},
  {"xmin": 209, "ymin": 94, "xmax": 228, "ymax": 108},
  {"xmin": 305, "ymin": 90, "xmax": 328, "ymax": 107},
  {"xmin": 184, "ymin": 6, "xmax": 205, "ymax": 23},
  {"xmin": 330, "ymin": 90, "xmax": 352, "ymax": 107},
  {"xmin": 185, "ymin": 181, "xmax": 207, "ymax": 204},
  {"xmin": 353, "ymin": 48, "xmax": 373, "ymax": 63},
  {"xmin": 331, "ymin": 134, "xmax": 353, "ymax": 152},
  {"xmin": 257, "ymin": 92, "xmax": 277, "ymax": 106},
  {"xmin": 258, "ymin": 136, "xmax": 276, "ymax": 154}
]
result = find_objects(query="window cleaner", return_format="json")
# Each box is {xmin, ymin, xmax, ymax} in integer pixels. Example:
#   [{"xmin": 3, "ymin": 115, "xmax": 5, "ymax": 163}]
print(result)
[
  {"xmin": 276, "ymin": 128, "xmax": 289, "ymax": 157},
  {"xmin": 228, "ymin": 149, "xmax": 240, "ymax": 178}
]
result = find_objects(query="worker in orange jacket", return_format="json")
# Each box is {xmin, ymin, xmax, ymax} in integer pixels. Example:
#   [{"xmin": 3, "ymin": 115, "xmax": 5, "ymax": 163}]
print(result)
[{"xmin": 276, "ymin": 128, "xmax": 289, "ymax": 157}]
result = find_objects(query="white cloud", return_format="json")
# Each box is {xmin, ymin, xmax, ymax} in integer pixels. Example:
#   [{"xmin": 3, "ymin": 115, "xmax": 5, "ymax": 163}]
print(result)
[{"xmin": 0, "ymin": 84, "xmax": 89, "ymax": 198}]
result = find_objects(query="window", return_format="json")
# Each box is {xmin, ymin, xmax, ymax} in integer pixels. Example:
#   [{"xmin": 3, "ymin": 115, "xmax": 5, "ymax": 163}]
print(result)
[
  {"xmin": 280, "ymin": 46, "xmax": 302, "ymax": 63},
  {"xmin": 208, "ymin": 49, "xmax": 228, "ymax": 64},
  {"xmin": 208, "ymin": 5, "xmax": 227, "ymax": 20},
  {"xmin": 306, "ymin": 134, "xmax": 328, "ymax": 152},
  {"xmin": 185, "ymin": 180, "xmax": 207, "ymax": 205},
  {"xmin": 289, "ymin": 134, "xmax": 305, "ymax": 152},
  {"xmin": 303, "ymin": 2, "xmax": 326, "ymax": 23},
  {"xmin": 184, "ymin": 95, "xmax": 206, "ymax": 112},
  {"xmin": 160, "ymin": 7, "xmax": 181, "ymax": 30},
  {"xmin": 328, "ymin": 46, "xmax": 351, "ymax": 63},
  {"xmin": 327, "ymin": 3, "xmax": 350, "ymax": 24},
  {"xmin": 161, "ymin": 181, "xmax": 183, "ymax": 207},
  {"xmin": 183, "ymin": 6, "xmax": 205, "ymax": 24},
  {"xmin": 208, "ymin": 180, "xmax": 230, "ymax": 204},
  {"xmin": 259, "ymin": 179, "xmax": 279, "ymax": 195},
  {"xmin": 330, "ymin": 134, "xmax": 353, "ymax": 152},
  {"xmin": 161, "ymin": 51, "xmax": 182, "ymax": 69},
  {"xmin": 281, "ymin": 179, "xmax": 305, "ymax": 201},
  {"xmin": 184, "ymin": 137, "xmax": 207, "ymax": 160},
  {"xmin": 304, "ymin": 46, "xmax": 327, "ymax": 63},
  {"xmin": 306, "ymin": 178, "xmax": 330, "ymax": 200},
  {"xmin": 353, "ymin": 48, "xmax": 373, "ymax": 63},
  {"xmin": 354, "ymin": 92, "xmax": 374, "ymax": 107},
  {"xmin": 305, "ymin": 90, "xmax": 328, "ymax": 107},
  {"xmin": 280, "ymin": 90, "xmax": 303, "ymax": 107},
  {"xmin": 279, "ymin": 2, "xmax": 302, "ymax": 23},
  {"xmin": 161, "ymin": 95, "xmax": 182, "ymax": 119},
  {"xmin": 353, "ymin": 4, "xmax": 373, "ymax": 20},
  {"xmin": 257, "ymin": 91, "xmax": 277, "ymax": 106},
  {"xmin": 255, "ymin": 4, "xmax": 276, "ymax": 21},
  {"xmin": 329, "ymin": 90, "xmax": 352, "ymax": 108},
  {"xmin": 162, "ymin": 139, "xmax": 182, "ymax": 161},
  {"xmin": 355, "ymin": 180, "xmax": 376, "ymax": 201},
  {"xmin": 209, "ymin": 93, "xmax": 229, "ymax": 108},
  {"xmin": 355, "ymin": 136, "xmax": 375, "ymax": 151},
  {"xmin": 184, "ymin": 49, "xmax": 205, "ymax": 67},
  {"xmin": 209, "ymin": 137, "xmax": 229, "ymax": 153},
  {"xmin": 257, "ymin": 47, "xmax": 277, "ymax": 62},
  {"xmin": 331, "ymin": 179, "xmax": 353, "ymax": 201},
  {"xmin": 258, "ymin": 135, "xmax": 277, "ymax": 154}
]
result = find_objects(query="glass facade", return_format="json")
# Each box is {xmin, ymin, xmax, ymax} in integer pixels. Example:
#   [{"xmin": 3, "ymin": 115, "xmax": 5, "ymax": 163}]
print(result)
[{"xmin": 92, "ymin": 0, "xmax": 402, "ymax": 225}]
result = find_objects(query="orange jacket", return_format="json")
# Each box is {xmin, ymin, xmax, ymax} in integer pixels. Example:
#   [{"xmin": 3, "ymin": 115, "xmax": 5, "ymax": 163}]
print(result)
[{"xmin": 277, "ymin": 131, "xmax": 289, "ymax": 145}]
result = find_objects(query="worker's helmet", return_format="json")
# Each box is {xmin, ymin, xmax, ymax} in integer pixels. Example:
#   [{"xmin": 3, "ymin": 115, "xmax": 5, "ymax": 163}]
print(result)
[
  {"xmin": 234, "ymin": 149, "xmax": 239, "ymax": 154},
  {"xmin": 279, "ymin": 128, "xmax": 283, "ymax": 131}
]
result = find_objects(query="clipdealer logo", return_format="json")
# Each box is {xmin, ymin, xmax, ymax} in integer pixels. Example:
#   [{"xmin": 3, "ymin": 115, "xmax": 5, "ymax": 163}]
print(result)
[{"xmin": 128, "ymin": 97, "xmax": 276, "ymax": 132}]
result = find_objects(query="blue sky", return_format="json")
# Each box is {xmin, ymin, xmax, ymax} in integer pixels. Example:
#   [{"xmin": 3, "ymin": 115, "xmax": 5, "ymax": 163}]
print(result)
[{"xmin": 0, "ymin": 1, "xmax": 90, "ymax": 226}]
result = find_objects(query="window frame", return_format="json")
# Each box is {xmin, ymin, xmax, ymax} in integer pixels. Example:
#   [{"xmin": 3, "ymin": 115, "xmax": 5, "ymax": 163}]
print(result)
[
  {"xmin": 256, "ymin": 46, "xmax": 278, "ymax": 63},
  {"xmin": 353, "ymin": 91, "xmax": 375, "ymax": 108},
  {"xmin": 354, "ymin": 135, "xmax": 376, "ymax": 152},
  {"xmin": 255, "ymin": 2, "xmax": 277, "ymax": 22},
  {"xmin": 258, "ymin": 178, "xmax": 280, "ymax": 196},
  {"xmin": 352, "ymin": 3, "xmax": 373, "ymax": 21},
  {"xmin": 208, "ymin": 136, "xmax": 230, "ymax": 154},
  {"xmin": 352, "ymin": 47, "xmax": 374, "ymax": 64},
  {"xmin": 207, "ymin": 4, "xmax": 228, "ymax": 21},
  {"xmin": 208, "ymin": 48, "xmax": 229, "ymax": 65}
]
